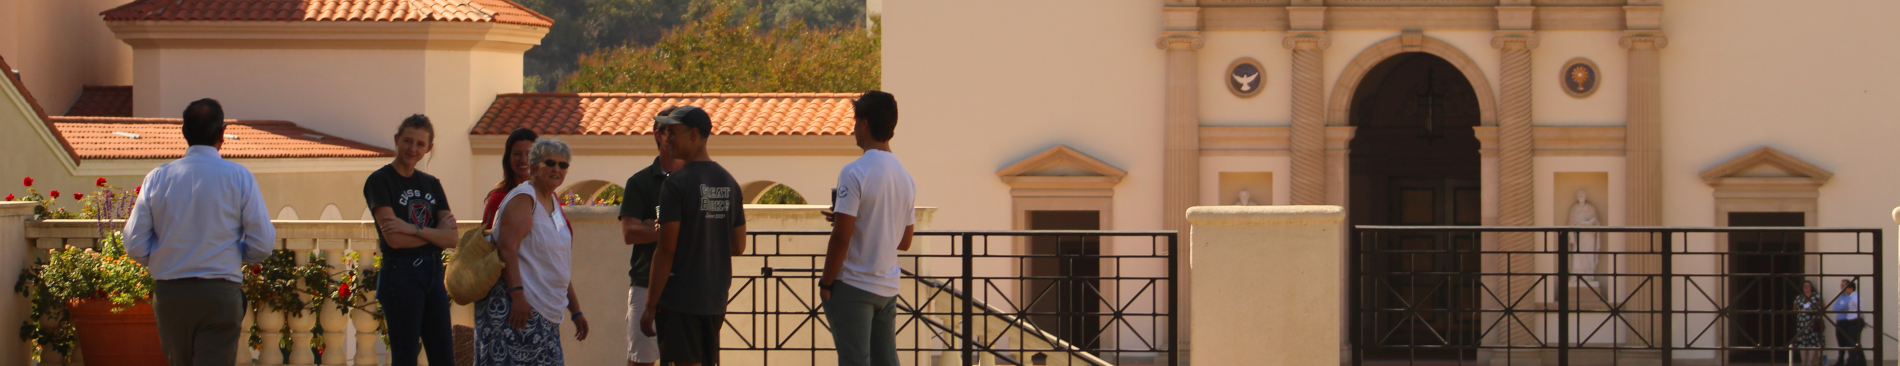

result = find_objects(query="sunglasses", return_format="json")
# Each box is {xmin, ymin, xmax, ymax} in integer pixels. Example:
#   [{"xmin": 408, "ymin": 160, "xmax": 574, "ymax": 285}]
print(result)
[{"xmin": 541, "ymin": 160, "xmax": 570, "ymax": 169}]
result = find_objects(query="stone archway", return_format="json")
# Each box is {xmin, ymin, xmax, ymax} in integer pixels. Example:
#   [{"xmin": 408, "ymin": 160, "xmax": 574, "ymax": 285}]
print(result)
[{"xmin": 1329, "ymin": 34, "xmax": 1498, "ymax": 127}]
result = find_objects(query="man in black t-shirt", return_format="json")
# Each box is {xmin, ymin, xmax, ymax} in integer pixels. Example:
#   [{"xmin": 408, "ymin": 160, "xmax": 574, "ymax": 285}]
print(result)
[
  {"xmin": 638, "ymin": 106, "xmax": 747, "ymax": 366},
  {"xmin": 617, "ymin": 107, "xmax": 683, "ymax": 366}
]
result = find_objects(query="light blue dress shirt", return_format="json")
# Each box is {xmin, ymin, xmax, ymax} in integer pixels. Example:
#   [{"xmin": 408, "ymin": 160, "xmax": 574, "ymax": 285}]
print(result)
[
  {"xmin": 1833, "ymin": 290, "xmax": 1861, "ymax": 321},
  {"xmin": 123, "ymin": 145, "xmax": 276, "ymax": 283}
]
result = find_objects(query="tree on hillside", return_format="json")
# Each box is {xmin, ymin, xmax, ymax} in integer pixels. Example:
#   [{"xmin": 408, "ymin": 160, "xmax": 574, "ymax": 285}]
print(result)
[
  {"xmin": 558, "ymin": 4, "xmax": 879, "ymax": 93},
  {"xmin": 514, "ymin": 0, "xmax": 868, "ymax": 92}
]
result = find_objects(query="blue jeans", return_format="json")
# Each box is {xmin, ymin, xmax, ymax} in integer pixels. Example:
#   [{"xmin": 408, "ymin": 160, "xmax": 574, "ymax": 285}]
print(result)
[
  {"xmin": 379, "ymin": 254, "xmax": 455, "ymax": 366},
  {"xmin": 824, "ymin": 282, "xmax": 898, "ymax": 366}
]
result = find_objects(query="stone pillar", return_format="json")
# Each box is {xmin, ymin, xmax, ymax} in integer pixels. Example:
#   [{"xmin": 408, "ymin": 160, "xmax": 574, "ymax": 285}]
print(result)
[
  {"xmin": 1157, "ymin": 4, "xmax": 1202, "ymax": 351},
  {"xmin": 1622, "ymin": 3, "xmax": 1666, "ymax": 350},
  {"xmin": 258, "ymin": 303, "xmax": 288, "ymax": 366},
  {"xmin": 1494, "ymin": 25, "xmax": 1541, "ymax": 351},
  {"xmin": 348, "ymin": 244, "xmax": 381, "ymax": 366},
  {"xmin": 0, "ymin": 202, "xmax": 37, "ymax": 366},
  {"xmin": 1187, "ymin": 205, "xmax": 1343, "ymax": 366},
  {"xmin": 287, "ymin": 248, "xmax": 317, "ymax": 366},
  {"xmin": 1156, "ymin": 8, "xmax": 1201, "ymax": 235},
  {"xmin": 1285, "ymin": 7, "xmax": 1328, "ymax": 206},
  {"xmin": 239, "ymin": 308, "xmax": 256, "ymax": 365},
  {"xmin": 317, "ymin": 248, "xmax": 348, "ymax": 366}
]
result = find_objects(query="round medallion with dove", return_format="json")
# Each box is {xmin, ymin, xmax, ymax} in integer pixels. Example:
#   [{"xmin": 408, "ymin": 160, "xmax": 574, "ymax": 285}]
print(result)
[
  {"xmin": 1560, "ymin": 57, "xmax": 1600, "ymax": 98},
  {"xmin": 1226, "ymin": 57, "xmax": 1265, "ymax": 98}
]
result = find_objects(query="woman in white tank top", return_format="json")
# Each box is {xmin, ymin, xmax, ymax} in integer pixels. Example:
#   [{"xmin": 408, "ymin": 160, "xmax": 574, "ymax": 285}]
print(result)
[{"xmin": 473, "ymin": 139, "xmax": 589, "ymax": 365}]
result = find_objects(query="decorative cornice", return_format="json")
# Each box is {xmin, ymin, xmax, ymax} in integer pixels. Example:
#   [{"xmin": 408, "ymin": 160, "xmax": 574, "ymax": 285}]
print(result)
[
  {"xmin": 1156, "ymin": 32, "xmax": 1206, "ymax": 50},
  {"xmin": 1281, "ymin": 31, "xmax": 1330, "ymax": 50},
  {"xmin": 1619, "ymin": 32, "xmax": 1667, "ymax": 49},
  {"xmin": 1490, "ymin": 30, "xmax": 1540, "ymax": 49},
  {"xmin": 1699, "ymin": 146, "xmax": 1833, "ymax": 186}
]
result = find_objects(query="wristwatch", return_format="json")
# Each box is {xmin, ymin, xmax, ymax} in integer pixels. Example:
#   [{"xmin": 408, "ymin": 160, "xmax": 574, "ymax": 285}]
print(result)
[{"xmin": 817, "ymin": 281, "xmax": 835, "ymax": 291}]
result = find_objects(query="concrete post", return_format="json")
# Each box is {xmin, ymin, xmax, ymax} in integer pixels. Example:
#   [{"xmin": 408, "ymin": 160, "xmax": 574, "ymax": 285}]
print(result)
[
  {"xmin": 1187, "ymin": 205, "xmax": 1343, "ymax": 366},
  {"xmin": 0, "ymin": 201, "xmax": 37, "ymax": 366}
]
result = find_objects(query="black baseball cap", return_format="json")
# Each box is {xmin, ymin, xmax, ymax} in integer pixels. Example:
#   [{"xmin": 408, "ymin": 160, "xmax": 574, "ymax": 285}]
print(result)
[{"xmin": 654, "ymin": 106, "xmax": 713, "ymax": 136}]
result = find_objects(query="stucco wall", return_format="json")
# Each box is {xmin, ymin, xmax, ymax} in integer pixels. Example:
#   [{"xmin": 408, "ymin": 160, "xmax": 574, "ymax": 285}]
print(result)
[
  {"xmin": 1662, "ymin": 0, "xmax": 1900, "ymax": 358},
  {"xmin": 884, "ymin": 0, "xmax": 1166, "ymax": 234},
  {"xmin": 0, "ymin": 0, "xmax": 133, "ymax": 116}
]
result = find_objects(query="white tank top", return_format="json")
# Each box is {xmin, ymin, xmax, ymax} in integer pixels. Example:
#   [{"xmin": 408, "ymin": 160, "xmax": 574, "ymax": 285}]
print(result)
[{"xmin": 494, "ymin": 183, "xmax": 573, "ymax": 324}]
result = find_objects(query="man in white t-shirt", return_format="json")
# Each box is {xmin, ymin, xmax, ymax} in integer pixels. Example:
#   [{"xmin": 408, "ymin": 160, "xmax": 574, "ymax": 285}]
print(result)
[{"xmin": 819, "ymin": 90, "xmax": 915, "ymax": 366}]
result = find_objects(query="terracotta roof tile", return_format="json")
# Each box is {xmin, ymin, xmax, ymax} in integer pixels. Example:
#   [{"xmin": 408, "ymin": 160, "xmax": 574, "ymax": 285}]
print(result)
[
  {"xmin": 48, "ymin": 116, "xmax": 396, "ymax": 160},
  {"xmin": 100, "ymin": 0, "xmax": 553, "ymax": 28},
  {"xmin": 471, "ymin": 93, "xmax": 859, "ymax": 136},
  {"xmin": 65, "ymin": 85, "xmax": 133, "ymax": 117}
]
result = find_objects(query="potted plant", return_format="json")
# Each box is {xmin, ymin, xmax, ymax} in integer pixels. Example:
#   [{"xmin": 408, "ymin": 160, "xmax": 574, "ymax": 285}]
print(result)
[{"xmin": 15, "ymin": 178, "xmax": 164, "ymax": 365}]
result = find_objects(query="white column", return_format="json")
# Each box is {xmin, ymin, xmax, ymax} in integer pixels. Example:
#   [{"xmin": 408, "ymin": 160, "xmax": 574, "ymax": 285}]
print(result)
[{"xmin": 317, "ymin": 247, "xmax": 349, "ymax": 366}]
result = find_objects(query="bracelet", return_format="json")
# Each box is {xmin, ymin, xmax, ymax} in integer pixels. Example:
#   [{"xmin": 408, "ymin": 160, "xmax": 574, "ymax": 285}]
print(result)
[
  {"xmin": 570, "ymin": 311, "xmax": 583, "ymax": 319},
  {"xmin": 508, "ymin": 286, "xmax": 524, "ymax": 293}
]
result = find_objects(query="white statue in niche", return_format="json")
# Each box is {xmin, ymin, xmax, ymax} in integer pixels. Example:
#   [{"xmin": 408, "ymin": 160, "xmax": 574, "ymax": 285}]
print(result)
[
  {"xmin": 1235, "ymin": 189, "xmax": 1255, "ymax": 206},
  {"xmin": 1567, "ymin": 189, "xmax": 1602, "ymax": 280}
]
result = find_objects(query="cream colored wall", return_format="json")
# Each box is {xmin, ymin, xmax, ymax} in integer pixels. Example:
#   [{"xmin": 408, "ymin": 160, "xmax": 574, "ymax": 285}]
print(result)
[
  {"xmin": 137, "ymin": 46, "xmax": 523, "ymax": 213},
  {"xmin": 138, "ymin": 48, "xmax": 427, "ymax": 141},
  {"xmin": 0, "ymin": 0, "xmax": 133, "ymax": 115},
  {"xmin": 884, "ymin": 0, "xmax": 1165, "ymax": 234},
  {"xmin": 1198, "ymin": 31, "xmax": 1292, "ymax": 126},
  {"xmin": 1662, "ymin": 0, "xmax": 1900, "ymax": 358},
  {"xmin": 1531, "ymin": 31, "xmax": 1627, "ymax": 126}
]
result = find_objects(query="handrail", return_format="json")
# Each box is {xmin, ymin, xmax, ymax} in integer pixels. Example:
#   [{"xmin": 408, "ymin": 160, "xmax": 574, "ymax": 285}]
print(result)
[{"xmin": 761, "ymin": 266, "xmax": 1111, "ymax": 366}]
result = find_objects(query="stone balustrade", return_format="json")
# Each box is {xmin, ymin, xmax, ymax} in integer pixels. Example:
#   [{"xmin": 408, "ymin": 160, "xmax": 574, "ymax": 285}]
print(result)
[{"xmin": 0, "ymin": 202, "xmax": 907, "ymax": 366}]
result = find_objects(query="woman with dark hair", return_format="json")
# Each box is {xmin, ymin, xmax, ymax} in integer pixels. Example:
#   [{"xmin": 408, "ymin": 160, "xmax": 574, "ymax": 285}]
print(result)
[
  {"xmin": 363, "ymin": 114, "xmax": 459, "ymax": 366},
  {"xmin": 484, "ymin": 128, "xmax": 540, "ymax": 230},
  {"xmin": 1794, "ymin": 280, "xmax": 1823, "ymax": 365}
]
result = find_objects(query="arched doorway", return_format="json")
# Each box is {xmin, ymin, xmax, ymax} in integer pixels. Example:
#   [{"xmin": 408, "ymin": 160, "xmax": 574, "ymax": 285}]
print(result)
[{"xmin": 1348, "ymin": 52, "xmax": 1484, "ymax": 360}]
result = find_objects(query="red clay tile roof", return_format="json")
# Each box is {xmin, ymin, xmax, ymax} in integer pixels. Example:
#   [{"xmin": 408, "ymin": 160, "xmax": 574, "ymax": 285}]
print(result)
[
  {"xmin": 100, "ymin": 0, "xmax": 554, "ymax": 28},
  {"xmin": 66, "ymin": 86, "xmax": 133, "ymax": 117},
  {"xmin": 472, "ymin": 93, "xmax": 859, "ymax": 136},
  {"xmin": 49, "ymin": 117, "xmax": 396, "ymax": 159},
  {"xmin": 1, "ymin": 55, "xmax": 83, "ymax": 164}
]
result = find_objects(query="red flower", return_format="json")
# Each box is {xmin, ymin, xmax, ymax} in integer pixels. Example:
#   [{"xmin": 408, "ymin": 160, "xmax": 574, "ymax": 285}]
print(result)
[
  {"xmin": 251, "ymin": 266, "xmax": 262, "ymax": 275},
  {"xmin": 22, "ymin": 177, "xmax": 31, "ymax": 187},
  {"xmin": 95, "ymin": 177, "xmax": 107, "ymax": 187},
  {"xmin": 73, "ymin": 193, "xmax": 83, "ymax": 201},
  {"xmin": 49, "ymin": 190, "xmax": 58, "ymax": 199},
  {"xmin": 4, "ymin": 194, "xmax": 12, "ymax": 201},
  {"xmin": 134, "ymin": 186, "xmax": 142, "ymax": 194},
  {"xmin": 338, "ymin": 283, "xmax": 351, "ymax": 298}
]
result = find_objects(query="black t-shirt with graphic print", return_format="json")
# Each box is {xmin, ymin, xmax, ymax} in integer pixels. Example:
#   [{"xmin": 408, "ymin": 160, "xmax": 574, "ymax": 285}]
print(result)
[
  {"xmin": 364, "ymin": 164, "xmax": 453, "ymax": 260},
  {"xmin": 656, "ymin": 161, "xmax": 746, "ymax": 315}
]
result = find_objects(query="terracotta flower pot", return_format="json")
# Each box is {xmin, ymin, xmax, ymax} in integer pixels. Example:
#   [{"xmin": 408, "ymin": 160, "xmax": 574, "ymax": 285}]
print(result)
[{"xmin": 68, "ymin": 299, "xmax": 167, "ymax": 366}]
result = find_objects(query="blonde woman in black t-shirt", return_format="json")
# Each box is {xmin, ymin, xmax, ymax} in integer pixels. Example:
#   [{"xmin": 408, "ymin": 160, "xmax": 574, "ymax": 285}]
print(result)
[{"xmin": 363, "ymin": 114, "xmax": 460, "ymax": 366}]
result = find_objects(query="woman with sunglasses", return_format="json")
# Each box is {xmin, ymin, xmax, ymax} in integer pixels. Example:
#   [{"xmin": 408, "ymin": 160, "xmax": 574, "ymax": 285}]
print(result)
[
  {"xmin": 362, "ymin": 114, "xmax": 459, "ymax": 366},
  {"xmin": 475, "ymin": 138, "xmax": 590, "ymax": 365}
]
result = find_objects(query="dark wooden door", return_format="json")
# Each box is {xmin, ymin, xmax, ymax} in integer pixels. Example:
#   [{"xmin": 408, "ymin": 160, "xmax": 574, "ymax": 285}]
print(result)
[
  {"xmin": 1727, "ymin": 212, "xmax": 1806, "ymax": 362},
  {"xmin": 1026, "ymin": 210, "xmax": 1102, "ymax": 351}
]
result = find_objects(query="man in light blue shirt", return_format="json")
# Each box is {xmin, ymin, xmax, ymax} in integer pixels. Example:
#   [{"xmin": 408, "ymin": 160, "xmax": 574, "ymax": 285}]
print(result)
[
  {"xmin": 1830, "ymin": 279, "xmax": 1865, "ymax": 366},
  {"xmin": 122, "ymin": 99, "xmax": 276, "ymax": 366}
]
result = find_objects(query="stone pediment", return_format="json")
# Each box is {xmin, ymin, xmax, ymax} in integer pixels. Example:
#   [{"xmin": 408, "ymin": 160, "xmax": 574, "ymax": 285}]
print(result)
[
  {"xmin": 1699, "ymin": 147, "xmax": 1832, "ymax": 191},
  {"xmin": 997, "ymin": 145, "xmax": 1126, "ymax": 192}
]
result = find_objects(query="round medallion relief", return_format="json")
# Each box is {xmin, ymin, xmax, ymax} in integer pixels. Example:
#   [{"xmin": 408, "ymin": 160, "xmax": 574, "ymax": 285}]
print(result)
[
  {"xmin": 1561, "ymin": 57, "xmax": 1600, "ymax": 98},
  {"xmin": 1226, "ymin": 57, "xmax": 1265, "ymax": 98}
]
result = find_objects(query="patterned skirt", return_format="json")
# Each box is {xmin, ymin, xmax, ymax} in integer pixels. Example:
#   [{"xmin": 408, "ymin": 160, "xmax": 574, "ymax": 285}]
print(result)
[
  {"xmin": 474, "ymin": 282, "xmax": 564, "ymax": 366},
  {"xmin": 1794, "ymin": 313, "xmax": 1824, "ymax": 348}
]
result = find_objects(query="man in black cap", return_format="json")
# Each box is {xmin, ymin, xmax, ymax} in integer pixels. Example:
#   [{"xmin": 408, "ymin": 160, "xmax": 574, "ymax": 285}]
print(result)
[{"xmin": 638, "ymin": 106, "xmax": 747, "ymax": 366}]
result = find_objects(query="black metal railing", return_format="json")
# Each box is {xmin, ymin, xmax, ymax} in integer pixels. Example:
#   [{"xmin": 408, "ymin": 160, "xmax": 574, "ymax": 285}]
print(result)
[
  {"xmin": 1351, "ymin": 226, "xmax": 1885, "ymax": 366},
  {"xmin": 724, "ymin": 230, "xmax": 1178, "ymax": 366}
]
